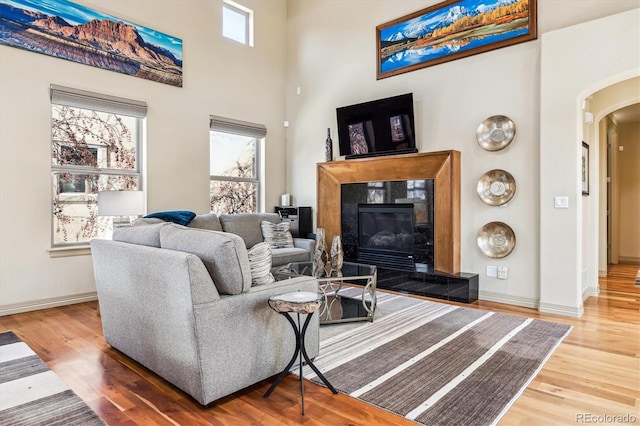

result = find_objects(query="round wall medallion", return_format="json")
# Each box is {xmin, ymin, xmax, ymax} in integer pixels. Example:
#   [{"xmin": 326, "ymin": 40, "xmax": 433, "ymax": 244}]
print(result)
[
  {"xmin": 477, "ymin": 221, "xmax": 516, "ymax": 258},
  {"xmin": 476, "ymin": 169, "xmax": 516, "ymax": 206},
  {"xmin": 476, "ymin": 115, "xmax": 516, "ymax": 151}
]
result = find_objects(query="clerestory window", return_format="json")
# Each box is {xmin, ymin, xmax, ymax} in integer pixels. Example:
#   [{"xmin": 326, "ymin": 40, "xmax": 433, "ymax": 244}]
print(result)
[
  {"xmin": 222, "ymin": 0, "xmax": 253, "ymax": 46},
  {"xmin": 210, "ymin": 115, "xmax": 266, "ymax": 214},
  {"xmin": 50, "ymin": 85, "xmax": 146, "ymax": 247}
]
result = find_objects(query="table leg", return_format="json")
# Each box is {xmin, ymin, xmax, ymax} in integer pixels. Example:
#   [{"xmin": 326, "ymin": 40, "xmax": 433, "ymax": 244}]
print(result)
[
  {"xmin": 263, "ymin": 311, "xmax": 338, "ymax": 415},
  {"xmin": 263, "ymin": 312, "xmax": 301, "ymax": 398},
  {"xmin": 299, "ymin": 314, "xmax": 338, "ymax": 395},
  {"xmin": 297, "ymin": 314, "xmax": 305, "ymax": 415}
]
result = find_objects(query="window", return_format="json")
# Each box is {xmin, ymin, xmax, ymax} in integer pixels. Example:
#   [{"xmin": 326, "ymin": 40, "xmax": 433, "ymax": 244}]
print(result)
[
  {"xmin": 50, "ymin": 85, "xmax": 146, "ymax": 247},
  {"xmin": 222, "ymin": 0, "xmax": 253, "ymax": 46},
  {"xmin": 210, "ymin": 115, "xmax": 266, "ymax": 215}
]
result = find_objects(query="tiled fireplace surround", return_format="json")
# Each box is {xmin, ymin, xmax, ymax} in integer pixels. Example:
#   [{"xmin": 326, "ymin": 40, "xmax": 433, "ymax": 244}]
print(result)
[{"xmin": 317, "ymin": 151, "xmax": 478, "ymax": 303}]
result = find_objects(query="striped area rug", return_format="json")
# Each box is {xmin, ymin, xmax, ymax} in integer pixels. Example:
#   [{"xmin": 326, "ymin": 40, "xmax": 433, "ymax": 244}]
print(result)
[
  {"xmin": 306, "ymin": 290, "xmax": 572, "ymax": 426},
  {"xmin": 0, "ymin": 331, "xmax": 105, "ymax": 426}
]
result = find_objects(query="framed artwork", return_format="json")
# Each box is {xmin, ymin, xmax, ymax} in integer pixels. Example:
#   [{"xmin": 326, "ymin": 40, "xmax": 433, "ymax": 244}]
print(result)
[
  {"xmin": 582, "ymin": 142, "xmax": 589, "ymax": 196},
  {"xmin": 0, "ymin": 0, "xmax": 183, "ymax": 87},
  {"xmin": 376, "ymin": 0, "xmax": 537, "ymax": 79}
]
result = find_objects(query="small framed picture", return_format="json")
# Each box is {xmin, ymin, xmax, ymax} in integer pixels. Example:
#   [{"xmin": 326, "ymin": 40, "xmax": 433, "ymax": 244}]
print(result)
[{"xmin": 582, "ymin": 142, "xmax": 589, "ymax": 196}]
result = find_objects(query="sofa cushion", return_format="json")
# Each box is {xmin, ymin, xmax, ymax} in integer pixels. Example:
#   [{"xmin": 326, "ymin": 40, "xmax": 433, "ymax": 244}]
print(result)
[
  {"xmin": 160, "ymin": 224, "xmax": 251, "ymax": 295},
  {"xmin": 113, "ymin": 222, "xmax": 169, "ymax": 247},
  {"xmin": 247, "ymin": 242, "xmax": 275, "ymax": 286},
  {"xmin": 270, "ymin": 247, "xmax": 312, "ymax": 267},
  {"xmin": 145, "ymin": 210, "xmax": 196, "ymax": 226},
  {"xmin": 188, "ymin": 214, "xmax": 223, "ymax": 231},
  {"xmin": 132, "ymin": 217, "xmax": 164, "ymax": 226},
  {"xmin": 219, "ymin": 213, "xmax": 281, "ymax": 248},
  {"xmin": 261, "ymin": 221, "xmax": 294, "ymax": 249}
]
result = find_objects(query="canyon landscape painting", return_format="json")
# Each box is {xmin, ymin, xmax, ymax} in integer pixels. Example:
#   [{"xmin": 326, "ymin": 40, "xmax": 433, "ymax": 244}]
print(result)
[
  {"xmin": 376, "ymin": 0, "xmax": 536, "ymax": 79},
  {"xmin": 0, "ymin": 0, "xmax": 183, "ymax": 87}
]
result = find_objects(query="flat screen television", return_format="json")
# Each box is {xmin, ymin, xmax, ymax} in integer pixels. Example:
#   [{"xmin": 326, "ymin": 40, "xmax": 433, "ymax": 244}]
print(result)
[{"xmin": 336, "ymin": 93, "xmax": 417, "ymax": 159}]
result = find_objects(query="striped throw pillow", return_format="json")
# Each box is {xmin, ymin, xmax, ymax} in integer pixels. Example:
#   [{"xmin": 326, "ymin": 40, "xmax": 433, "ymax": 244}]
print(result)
[
  {"xmin": 261, "ymin": 221, "xmax": 294, "ymax": 249},
  {"xmin": 247, "ymin": 242, "xmax": 275, "ymax": 286}
]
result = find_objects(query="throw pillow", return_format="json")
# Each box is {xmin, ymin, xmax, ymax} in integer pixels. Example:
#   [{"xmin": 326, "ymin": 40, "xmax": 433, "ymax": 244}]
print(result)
[
  {"xmin": 247, "ymin": 242, "xmax": 275, "ymax": 286},
  {"xmin": 144, "ymin": 210, "xmax": 196, "ymax": 226},
  {"xmin": 261, "ymin": 221, "xmax": 294, "ymax": 249}
]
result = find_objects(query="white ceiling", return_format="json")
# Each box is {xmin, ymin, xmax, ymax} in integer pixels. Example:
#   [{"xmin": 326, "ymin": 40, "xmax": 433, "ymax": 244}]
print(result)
[{"xmin": 611, "ymin": 103, "xmax": 640, "ymax": 124}]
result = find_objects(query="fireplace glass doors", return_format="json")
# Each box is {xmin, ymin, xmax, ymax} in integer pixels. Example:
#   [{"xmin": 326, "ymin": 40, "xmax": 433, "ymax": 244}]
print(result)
[
  {"xmin": 341, "ymin": 179, "xmax": 434, "ymax": 270},
  {"xmin": 358, "ymin": 204, "xmax": 414, "ymax": 268}
]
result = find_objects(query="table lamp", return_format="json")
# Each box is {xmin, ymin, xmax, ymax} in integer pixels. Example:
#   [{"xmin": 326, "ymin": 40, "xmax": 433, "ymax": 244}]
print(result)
[{"xmin": 97, "ymin": 190, "xmax": 144, "ymax": 227}]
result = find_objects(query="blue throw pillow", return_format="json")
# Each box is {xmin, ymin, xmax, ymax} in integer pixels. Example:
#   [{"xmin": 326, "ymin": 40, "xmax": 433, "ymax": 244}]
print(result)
[{"xmin": 144, "ymin": 210, "xmax": 196, "ymax": 226}]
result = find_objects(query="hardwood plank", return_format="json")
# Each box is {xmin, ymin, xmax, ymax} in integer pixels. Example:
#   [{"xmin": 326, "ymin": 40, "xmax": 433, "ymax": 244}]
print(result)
[{"xmin": 0, "ymin": 263, "xmax": 638, "ymax": 425}]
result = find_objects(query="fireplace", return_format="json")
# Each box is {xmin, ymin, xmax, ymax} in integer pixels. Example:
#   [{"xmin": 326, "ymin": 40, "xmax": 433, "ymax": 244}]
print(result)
[
  {"xmin": 357, "ymin": 203, "xmax": 415, "ymax": 269},
  {"xmin": 341, "ymin": 180, "xmax": 434, "ymax": 271},
  {"xmin": 317, "ymin": 150, "xmax": 460, "ymax": 273},
  {"xmin": 317, "ymin": 151, "xmax": 478, "ymax": 304}
]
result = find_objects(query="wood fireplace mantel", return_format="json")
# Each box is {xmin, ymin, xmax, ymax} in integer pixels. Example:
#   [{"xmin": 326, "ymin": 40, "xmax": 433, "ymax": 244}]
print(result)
[{"xmin": 317, "ymin": 150, "xmax": 460, "ymax": 274}]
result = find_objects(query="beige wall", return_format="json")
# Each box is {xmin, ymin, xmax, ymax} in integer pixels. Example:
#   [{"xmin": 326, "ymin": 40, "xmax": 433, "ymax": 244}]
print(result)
[
  {"xmin": 286, "ymin": 1, "xmax": 640, "ymax": 313},
  {"xmin": 0, "ymin": 0, "xmax": 288, "ymax": 314},
  {"xmin": 618, "ymin": 122, "xmax": 640, "ymax": 261}
]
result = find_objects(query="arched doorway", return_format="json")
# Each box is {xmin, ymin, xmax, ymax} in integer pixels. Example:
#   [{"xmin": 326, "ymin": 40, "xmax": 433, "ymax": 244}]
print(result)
[{"xmin": 586, "ymin": 78, "xmax": 640, "ymax": 286}]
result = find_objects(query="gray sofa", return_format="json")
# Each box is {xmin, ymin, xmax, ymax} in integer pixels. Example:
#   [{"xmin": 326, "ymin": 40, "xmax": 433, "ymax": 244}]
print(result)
[
  {"xmin": 90, "ymin": 221, "xmax": 319, "ymax": 406},
  {"xmin": 134, "ymin": 212, "xmax": 315, "ymax": 267}
]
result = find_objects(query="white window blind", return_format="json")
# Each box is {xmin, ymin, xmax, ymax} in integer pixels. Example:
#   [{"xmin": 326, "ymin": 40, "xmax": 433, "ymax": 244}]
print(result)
[
  {"xmin": 210, "ymin": 115, "xmax": 267, "ymax": 139},
  {"xmin": 50, "ymin": 84, "xmax": 147, "ymax": 118}
]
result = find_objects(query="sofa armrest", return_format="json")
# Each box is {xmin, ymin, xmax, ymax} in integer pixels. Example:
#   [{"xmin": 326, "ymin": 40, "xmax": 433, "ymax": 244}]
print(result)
[
  {"xmin": 90, "ymin": 239, "xmax": 221, "ymax": 403},
  {"xmin": 293, "ymin": 237, "xmax": 315, "ymax": 254}
]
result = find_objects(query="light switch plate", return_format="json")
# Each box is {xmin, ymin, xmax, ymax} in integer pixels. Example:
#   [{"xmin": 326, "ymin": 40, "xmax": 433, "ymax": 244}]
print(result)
[
  {"xmin": 554, "ymin": 196, "xmax": 569, "ymax": 209},
  {"xmin": 486, "ymin": 265, "xmax": 498, "ymax": 277}
]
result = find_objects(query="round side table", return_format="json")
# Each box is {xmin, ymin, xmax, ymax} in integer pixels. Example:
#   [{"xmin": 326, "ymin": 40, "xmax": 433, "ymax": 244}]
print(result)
[{"xmin": 263, "ymin": 291, "xmax": 337, "ymax": 415}]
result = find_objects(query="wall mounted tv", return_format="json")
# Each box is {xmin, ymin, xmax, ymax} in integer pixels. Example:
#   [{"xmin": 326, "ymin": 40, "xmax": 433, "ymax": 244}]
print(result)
[{"xmin": 336, "ymin": 93, "xmax": 417, "ymax": 159}]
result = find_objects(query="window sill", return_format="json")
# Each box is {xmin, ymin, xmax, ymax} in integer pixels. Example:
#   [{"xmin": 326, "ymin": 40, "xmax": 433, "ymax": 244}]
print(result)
[{"xmin": 48, "ymin": 246, "xmax": 91, "ymax": 258}]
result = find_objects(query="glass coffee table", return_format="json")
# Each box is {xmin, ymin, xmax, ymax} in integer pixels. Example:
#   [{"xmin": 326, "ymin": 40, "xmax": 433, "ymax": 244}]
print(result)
[{"xmin": 275, "ymin": 261, "xmax": 377, "ymax": 324}]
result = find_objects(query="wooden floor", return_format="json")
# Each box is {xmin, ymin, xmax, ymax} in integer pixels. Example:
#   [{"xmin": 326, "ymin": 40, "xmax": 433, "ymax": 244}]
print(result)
[{"xmin": 1, "ymin": 264, "xmax": 638, "ymax": 425}]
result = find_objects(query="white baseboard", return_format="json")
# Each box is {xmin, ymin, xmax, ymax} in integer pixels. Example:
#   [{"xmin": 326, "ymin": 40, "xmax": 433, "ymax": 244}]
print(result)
[
  {"xmin": 0, "ymin": 292, "xmax": 98, "ymax": 316},
  {"xmin": 539, "ymin": 301, "xmax": 584, "ymax": 318},
  {"xmin": 478, "ymin": 291, "xmax": 539, "ymax": 309},
  {"xmin": 582, "ymin": 286, "xmax": 600, "ymax": 302},
  {"xmin": 599, "ymin": 270, "xmax": 607, "ymax": 278}
]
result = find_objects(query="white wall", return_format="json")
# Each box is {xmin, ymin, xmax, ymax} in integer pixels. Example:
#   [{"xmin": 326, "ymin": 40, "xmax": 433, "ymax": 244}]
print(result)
[
  {"xmin": 286, "ymin": 0, "xmax": 640, "ymax": 313},
  {"xmin": 0, "ymin": 0, "xmax": 288, "ymax": 314},
  {"xmin": 540, "ymin": 9, "xmax": 640, "ymax": 316}
]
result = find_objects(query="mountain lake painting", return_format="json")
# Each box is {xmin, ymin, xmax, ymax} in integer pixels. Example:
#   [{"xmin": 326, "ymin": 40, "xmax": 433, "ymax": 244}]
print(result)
[
  {"xmin": 0, "ymin": 0, "xmax": 183, "ymax": 87},
  {"xmin": 376, "ymin": 0, "xmax": 536, "ymax": 79}
]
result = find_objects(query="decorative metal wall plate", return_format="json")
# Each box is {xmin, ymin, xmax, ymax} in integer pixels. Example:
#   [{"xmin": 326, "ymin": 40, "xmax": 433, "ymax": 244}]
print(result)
[
  {"xmin": 477, "ymin": 221, "xmax": 516, "ymax": 258},
  {"xmin": 476, "ymin": 115, "xmax": 516, "ymax": 151},
  {"xmin": 476, "ymin": 169, "xmax": 516, "ymax": 206}
]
